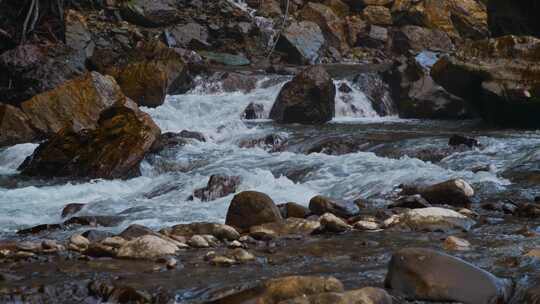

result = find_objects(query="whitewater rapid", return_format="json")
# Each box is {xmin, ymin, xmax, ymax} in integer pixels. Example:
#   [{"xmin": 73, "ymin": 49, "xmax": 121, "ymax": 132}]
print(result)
[{"xmin": 0, "ymin": 77, "xmax": 538, "ymax": 236}]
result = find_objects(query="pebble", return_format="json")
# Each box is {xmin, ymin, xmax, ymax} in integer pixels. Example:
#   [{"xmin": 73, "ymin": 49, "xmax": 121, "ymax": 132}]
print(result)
[
  {"xmin": 444, "ymin": 236, "xmax": 471, "ymax": 251},
  {"xmin": 188, "ymin": 235, "xmax": 210, "ymax": 248}
]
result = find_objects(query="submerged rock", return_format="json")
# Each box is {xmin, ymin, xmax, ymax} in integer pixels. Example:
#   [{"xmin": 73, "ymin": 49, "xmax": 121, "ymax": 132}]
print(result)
[
  {"xmin": 193, "ymin": 174, "xmax": 241, "ymax": 202},
  {"xmin": 270, "ymin": 66, "xmax": 335, "ymax": 125},
  {"xmin": 384, "ymin": 207, "xmax": 476, "ymax": 232},
  {"xmin": 243, "ymin": 103, "xmax": 265, "ymax": 120},
  {"xmin": 225, "ymin": 191, "xmax": 283, "ymax": 231},
  {"xmin": 249, "ymin": 218, "xmax": 320, "ymax": 239},
  {"xmin": 385, "ymin": 248, "xmax": 512, "ymax": 304},
  {"xmin": 209, "ymin": 275, "xmax": 344, "ymax": 303},
  {"xmin": 19, "ymin": 105, "xmax": 161, "ymax": 180},
  {"xmin": 61, "ymin": 203, "xmax": 86, "ymax": 218}
]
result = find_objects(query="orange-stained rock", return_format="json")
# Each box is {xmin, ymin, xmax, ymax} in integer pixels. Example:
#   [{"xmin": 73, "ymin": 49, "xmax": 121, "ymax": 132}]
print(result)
[
  {"xmin": 0, "ymin": 104, "xmax": 37, "ymax": 147},
  {"xmin": 104, "ymin": 41, "xmax": 188, "ymax": 108},
  {"xmin": 19, "ymin": 104, "xmax": 161, "ymax": 180},
  {"xmin": 20, "ymin": 72, "xmax": 128, "ymax": 138}
]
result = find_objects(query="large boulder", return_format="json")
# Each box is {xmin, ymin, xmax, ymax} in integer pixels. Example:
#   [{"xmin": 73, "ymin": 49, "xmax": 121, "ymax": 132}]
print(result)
[
  {"xmin": 488, "ymin": 0, "xmax": 540, "ymax": 37},
  {"xmin": 19, "ymin": 72, "xmax": 128, "ymax": 138},
  {"xmin": 385, "ymin": 248, "xmax": 512, "ymax": 304},
  {"xmin": 270, "ymin": 66, "xmax": 336, "ymax": 124},
  {"xmin": 299, "ymin": 3, "xmax": 348, "ymax": 51},
  {"xmin": 0, "ymin": 43, "xmax": 86, "ymax": 104},
  {"xmin": 209, "ymin": 276, "xmax": 344, "ymax": 303},
  {"xmin": 400, "ymin": 179, "xmax": 474, "ymax": 208},
  {"xmin": 383, "ymin": 207, "xmax": 476, "ymax": 232},
  {"xmin": 120, "ymin": 0, "xmax": 179, "ymax": 27},
  {"xmin": 104, "ymin": 41, "xmax": 188, "ymax": 108},
  {"xmin": 391, "ymin": 0, "xmax": 488, "ymax": 39},
  {"xmin": 431, "ymin": 35, "xmax": 540, "ymax": 127},
  {"xmin": 392, "ymin": 25, "xmax": 454, "ymax": 55},
  {"xmin": 385, "ymin": 56, "xmax": 472, "ymax": 119},
  {"xmin": 19, "ymin": 105, "xmax": 161, "ymax": 179},
  {"xmin": 276, "ymin": 21, "xmax": 325, "ymax": 65},
  {"xmin": 0, "ymin": 104, "xmax": 36, "ymax": 147},
  {"xmin": 225, "ymin": 191, "xmax": 283, "ymax": 231}
]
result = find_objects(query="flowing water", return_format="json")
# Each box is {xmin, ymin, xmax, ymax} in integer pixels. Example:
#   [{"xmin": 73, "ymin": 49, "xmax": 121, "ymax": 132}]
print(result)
[{"xmin": 0, "ymin": 76, "xmax": 539, "ymax": 239}]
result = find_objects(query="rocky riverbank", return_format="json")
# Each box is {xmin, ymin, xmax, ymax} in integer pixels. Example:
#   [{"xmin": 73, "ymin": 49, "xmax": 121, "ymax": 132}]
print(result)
[{"xmin": 1, "ymin": 0, "xmax": 540, "ymax": 303}]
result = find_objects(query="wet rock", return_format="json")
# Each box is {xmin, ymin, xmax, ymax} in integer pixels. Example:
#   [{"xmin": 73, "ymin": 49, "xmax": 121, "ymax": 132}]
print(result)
[
  {"xmin": 82, "ymin": 230, "xmax": 115, "ymax": 243},
  {"xmin": 385, "ymin": 57, "xmax": 471, "ymax": 119},
  {"xmin": 249, "ymin": 218, "xmax": 321, "ymax": 239},
  {"xmin": 108, "ymin": 286, "xmax": 152, "ymax": 303},
  {"xmin": 243, "ymin": 103, "xmax": 265, "ymax": 120},
  {"xmin": 389, "ymin": 195, "xmax": 431, "ymax": 209},
  {"xmin": 516, "ymin": 203, "xmax": 540, "ymax": 218},
  {"xmin": 353, "ymin": 220, "xmax": 381, "ymax": 231},
  {"xmin": 319, "ymin": 213, "xmax": 352, "ymax": 233},
  {"xmin": 353, "ymin": 73, "xmax": 397, "ymax": 116},
  {"xmin": 384, "ymin": 207, "xmax": 476, "ymax": 232},
  {"xmin": 225, "ymin": 191, "xmax": 283, "ymax": 231},
  {"xmin": 0, "ymin": 104, "xmax": 37, "ymax": 147},
  {"xmin": 400, "ymin": 179, "xmax": 474, "ymax": 208},
  {"xmin": 17, "ymin": 224, "xmax": 62, "ymax": 236},
  {"xmin": 299, "ymin": 3, "xmax": 348, "ymax": 51},
  {"xmin": 118, "ymin": 224, "xmax": 159, "ymax": 240},
  {"xmin": 18, "ymin": 72, "xmax": 128, "ymax": 138},
  {"xmin": 229, "ymin": 248, "xmax": 255, "ymax": 263},
  {"xmin": 64, "ymin": 216, "xmax": 125, "ymax": 228},
  {"xmin": 188, "ymin": 235, "xmax": 210, "ymax": 248},
  {"xmin": 69, "ymin": 234, "xmax": 90, "ymax": 251},
  {"xmin": 280, "ymin": 287, "xmax": 392, "ymax": 304},
  {"xmin": 444, "ymin": 235, "xmax": 471, "ymax": 251},
  {"xmin": 488, "ymin": 0, "xmax": 540, "ymax": 37},
  {"xmin": 193, "ymin": 174, "xmax": 241, "ymax": 202},
  {"xmin": 309, "ymin": 196, "xmax": 359, "ymax": 218},
  {"xmin": 0, "ymin": 44, "xmax": 86, "ymax": 104},
  {"xmin": 238, "ymin": 134, "xmax": 288, "ymax": 153},
  {"xmin": 431, "ymin": 35, "xmax": 540, "ymax": 128},
  {"xmin": 19, "ymin": 105, "xmax": 161, "ymax": 180},
  {"xmin": 392, "ymin": 25, "xmax": 454, "ymax": 55},
  {"xmin": 270, "ymin": 66, "xmax": 335, "ymax": 125},
  {"xmin": 167, "ymin": 222, "xmax": 240, "ymax": 241},
  {"xmin": 120, "ymin": 0, "xmax": 179, "ymax": 27},
  {"xmin": 362, "ymin": 6, "xmax": 393, "ymax": 26},
  {"xmin": 150, "ymin": 132, "xmax": 189, "ymax": 152},
  {"xmin": 61, "ymin": 203, "xmax": 86, "ymax": 218},
  {"xmin": 449, "ymin": 134, "xmax": 480, "ymax": 149},
  {"xmin": 276, "ymin": 21, "xmax": 325, "ymax": 65},
  {"xmin": 278, "ymin": 202, "xmax": 311, "ymax": 219},
  {"xmin": 117, "ymin": 235, "xmax": 179, "ymax": 259},
  {"xmin": 385, "ymin": 248, "xmax": 512, "ymax": 304},
  {"xmin": 209, "ymin": 275, "xmax": 344, "ymax": 303},
  {"xmin": 105, "ymin": 41, "xmax": 187, "ymax": 108}
]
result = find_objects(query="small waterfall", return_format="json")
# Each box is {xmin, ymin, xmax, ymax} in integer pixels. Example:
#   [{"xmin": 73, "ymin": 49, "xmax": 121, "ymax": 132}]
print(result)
[{"xmin": 335, "ymin": 80, "xmax": 380, "ymax": 118}]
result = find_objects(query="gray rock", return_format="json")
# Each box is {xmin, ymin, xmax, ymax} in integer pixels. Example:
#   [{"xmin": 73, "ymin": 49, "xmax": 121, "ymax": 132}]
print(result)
[{"xmin": 276, "ymin": 21, "xmax": 325, "ymax": 65}]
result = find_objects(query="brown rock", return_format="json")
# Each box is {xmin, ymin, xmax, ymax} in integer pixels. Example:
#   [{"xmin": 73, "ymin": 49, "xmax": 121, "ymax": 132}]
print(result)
[
  {"xmin": 278, "ymin": 202, "xmax": 311, "ymax": 219},
  {"xmin": 249, "ymin": 218, "xmax": 320, "ymax": 239},
  {"xmin": 448, "ymin": 0, "xmax": 488, "ymax": 39},
  {"xmin": 270, "ymin": 66, "xmax": 336, "ymax": 125},
  {"xmin": 300, "ymin": 3, "xmax": 349, "ymax": 51},
  {"xmin": 401, "ymin": 179, "xmax": 474, "ymax": 208},
  {"xmin": 193, "ymin": 174, "xmax": 241, "ymax": 202},
  {"xmin": 279, "ymin": 287, "xmax": 393, "ymax": 304},
  {"xmin": 210, "ymin": 275, "xmax": 344, "ymax": 304},
  {"xmin": 61, "ymin": 203, "xmax": 86, "ymax": 218},
  {"xmin": 225, "ymin": 191, "xmax": 283, "ymax": 231},
  {"xmin": 385, "ymin": 248, "xmax": 512, "ymax": 304},
  {"xmin": 105, "ymin": 41, "xmax": 187, "ymax": 108},
  {"xmin": 309, "ymin": 196, "xmax": 359, "ymax": 218},
  {"xmin": 166, "ymin": 222, "xmax": 240, "ymax": 241},
  {"xmin": 19, "ymin": 105, "xmax": 161, "ymax": 179},
  {"xmin": 20, "ymin": 72, "xmax": 128, "ymax": 138},
  {"xmin": 362, "ymin": 6, "xmax": 393, "ymax": 26},
  {"xmin": 0, "ymin": 104, "xmax": 37, "ymax": 147},
  {"xmin": 392, "ymin": 25, "xmax": 454, "ymax": 54}
]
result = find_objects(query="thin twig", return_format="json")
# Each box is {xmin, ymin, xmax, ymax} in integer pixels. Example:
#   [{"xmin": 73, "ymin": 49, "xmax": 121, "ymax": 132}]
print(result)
[{"xmin": 22, "ymin": 0, "xmax": 37, "ymax": 42}]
